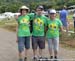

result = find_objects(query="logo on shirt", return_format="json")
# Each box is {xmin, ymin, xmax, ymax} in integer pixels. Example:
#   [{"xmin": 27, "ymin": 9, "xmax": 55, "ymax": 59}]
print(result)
[
  {"xmin": 34, "ymin": 18, "xmax": 44, "ymax": 26},
  {"xmin": 34, "ymin": 18, "xmax": 44, "ymax": 30},
  {"xmin": 49, "ymin": 23, "xmax": 57, "ymax": 30},
  {"xmin": 48, "ymin": 23, "xmax": 57, "ymax": 33},
  {"xmin": 20, "ymin": 18, "xmax": 29, "ymax": 25},
  {"xmin": 20, "ymin": 18, "xmax": 29, "ymax": 30}
]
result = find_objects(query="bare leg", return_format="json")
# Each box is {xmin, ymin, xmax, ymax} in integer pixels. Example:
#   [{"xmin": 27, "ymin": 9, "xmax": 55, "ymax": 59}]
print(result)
[
  {"xmin": 33, "ymin": 49, "xmax": 37, "ymax": 57},
  {"xmin": 24, "ymin": 49, "xmax": 29, "ymax": 61},
  {"xmin": 54, "ymin": 50, "xmax": 58, "ymax": 57},
  {"xmin": 39, "ymin": 49, "xmax": 44, "ymax": 57},
  {"xmin": 63, "ymin": 26, "xmax": 68, "ymax": 33},
  {"xmin": 25, "ymin": 49, "xmax": 29, "ymax": 57},
  {"xmin": 48, "ymin": 39, "xmax": 53, "ymax": 58},
  {"xmin": 49, "ymin": 49, "xmax": 53, "ymax": 56},
  {"xmin": 19, "ymin": 51, "xmax": 24, "ymax": 61}
]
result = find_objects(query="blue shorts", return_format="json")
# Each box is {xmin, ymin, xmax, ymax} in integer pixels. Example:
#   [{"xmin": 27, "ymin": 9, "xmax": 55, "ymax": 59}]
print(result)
[
  {"xmin": 61, "ymin": 20, "xmax": 68, "ymax": 27},
  {"xmin": 18, "ymin": 37, "xmax": 30, "ymax": 53},
  {"xmin": 48, "ymin": 37, "xmax": 59, "ymax": 51}
]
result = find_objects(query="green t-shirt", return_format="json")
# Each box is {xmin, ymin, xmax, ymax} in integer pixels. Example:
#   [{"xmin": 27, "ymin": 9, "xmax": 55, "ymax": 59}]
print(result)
[
  {"xmin": 46, "ymin": 18, "xmax": 62, "ymax": 38},
  {"xmin": 29, "ymin": 13, "xmax": 47, "ymax": 36},
  {"xmin": 17, "ymin": 15, "xmax": 30, "ymax": 37}
]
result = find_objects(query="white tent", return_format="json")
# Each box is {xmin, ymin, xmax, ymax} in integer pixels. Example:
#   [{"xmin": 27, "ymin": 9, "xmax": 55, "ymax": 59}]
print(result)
[{"xmin": 3, "ymin": 12, "xmax": 14, "ymax": 18}]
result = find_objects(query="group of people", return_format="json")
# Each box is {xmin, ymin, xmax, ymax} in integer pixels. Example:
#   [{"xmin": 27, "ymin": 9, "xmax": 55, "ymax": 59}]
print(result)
[{"xmin": 15, "ymin": 5, "xmax": 69, "ymax": 61}]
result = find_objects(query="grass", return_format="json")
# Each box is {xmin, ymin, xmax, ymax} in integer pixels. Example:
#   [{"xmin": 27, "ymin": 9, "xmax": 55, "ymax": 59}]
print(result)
[
  {"xmin": 60, "ymin": 32, "xmax": 75, "ymax": 49},
  {"xmin": 0, "ymin": 18, "xmax": 17, "ymax": 32}
]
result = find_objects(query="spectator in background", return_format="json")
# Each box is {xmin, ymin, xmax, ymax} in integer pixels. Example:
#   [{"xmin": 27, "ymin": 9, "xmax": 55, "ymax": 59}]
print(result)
[{"xmin": 59, "ymin": 6, "xmax": 69, "ymax": 34}]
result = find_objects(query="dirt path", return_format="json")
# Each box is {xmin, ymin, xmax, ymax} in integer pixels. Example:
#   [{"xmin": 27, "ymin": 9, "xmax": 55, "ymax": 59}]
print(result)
[{"xmin": 0, "ymin": 28, "xmax": 75, "ymax": 61}]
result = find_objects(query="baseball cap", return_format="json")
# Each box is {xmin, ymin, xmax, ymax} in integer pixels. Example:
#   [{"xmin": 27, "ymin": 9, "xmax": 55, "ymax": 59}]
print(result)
[
  {"xmin": 36, "ymin": 5, "xmax": 44, "ymax": 10},
  {"xmin": 48, "ymin": 9, "xmax": 56, "ymax": 14}
]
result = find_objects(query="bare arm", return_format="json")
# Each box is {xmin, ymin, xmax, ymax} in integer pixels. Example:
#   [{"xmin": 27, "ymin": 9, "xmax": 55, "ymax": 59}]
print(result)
[
  {"xmin": 66, "ymin": 16, "xmax": 70, "ymax": 24},
  {"xmin": 60, "ymin": 26, "xmax": 64, "ymax": 32},
  {"xmin": 15, "ymin": 15, "xmax": 19, "ymax": 20}
]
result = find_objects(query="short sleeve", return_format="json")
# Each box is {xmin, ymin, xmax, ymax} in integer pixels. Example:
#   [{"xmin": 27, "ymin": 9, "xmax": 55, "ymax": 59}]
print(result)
[
  {"xmin": 28, "ymin": 13, "xmax": 35, "ymax": 21},
  {"xmin": 44, "ymin": 16, "xmax": 49, "ymax": 26},
  {"xmin": 58, "ymin": 19, "xmax": 63, "ymax": 27}
]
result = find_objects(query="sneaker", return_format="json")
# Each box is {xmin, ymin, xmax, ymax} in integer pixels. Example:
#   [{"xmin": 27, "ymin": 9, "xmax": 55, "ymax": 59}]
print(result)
[
  {"xmin": 39, "ymin": 57, "xmax": 43, "ymax": 61},
  {"xmin": 54, "ymin": 56, "xmax": 58, "ymax": 61},
  {"xmin": 50, "ymin": 56, "xmax": 53, "ymax": 61},
  {"xmin": 33, "ymin": 57, "xmax": 37, "ymax": 61},
  {"xmin": 24, "ymin": 57, "xmax": 27, "ymax": 61},
  {"xmin": 44, "ymin": 57, "xmax": 48, "ymax": 61},
  {"xmin": 54, "ymin": 59, "xmax": 58, "ymax": 61}
]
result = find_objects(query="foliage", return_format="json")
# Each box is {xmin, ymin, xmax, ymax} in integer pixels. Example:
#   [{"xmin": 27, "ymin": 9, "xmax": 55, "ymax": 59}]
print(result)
[{"xmin": 0, "ymin": 0, "xmax": 75, "ymax": 13}]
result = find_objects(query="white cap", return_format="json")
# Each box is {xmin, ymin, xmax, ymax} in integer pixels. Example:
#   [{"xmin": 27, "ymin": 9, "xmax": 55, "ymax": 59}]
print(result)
[
  {"xmin": 48, "ymin": 9, "xmax": 56, "ymax": 14},
  {"xmin": 19, "ymin": 6, "xmax": 29, "ymax": 11}
]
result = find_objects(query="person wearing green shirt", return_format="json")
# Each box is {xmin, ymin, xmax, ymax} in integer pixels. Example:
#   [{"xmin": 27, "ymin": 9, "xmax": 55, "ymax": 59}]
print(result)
[
  {"xmin": 46, "ymin": 9, "xmax": 63, "ymax": 61},
  {"xmin": 29, "ymin": 5, "xmax": 47, "ymax": 60},
  {"xmin": 16, "ymin": 6, "xmax": 30, "ymax": 61}
]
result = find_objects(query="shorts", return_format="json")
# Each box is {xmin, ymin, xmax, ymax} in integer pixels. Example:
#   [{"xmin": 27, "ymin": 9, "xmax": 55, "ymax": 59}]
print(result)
[
  {"xmin": 61, "ymin": 20, "xmax": 68, "ymax": 27},
  {"xmin": 32, "ymin": 36, "xmax": 45, "ymax": 49},
  {"xmin": 48, "ymin": 37, "xmax": 59, "ymax": 51},
  {"xmin": 18, "ymin": 36, "xmax": 30, "ymax": 53}
]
